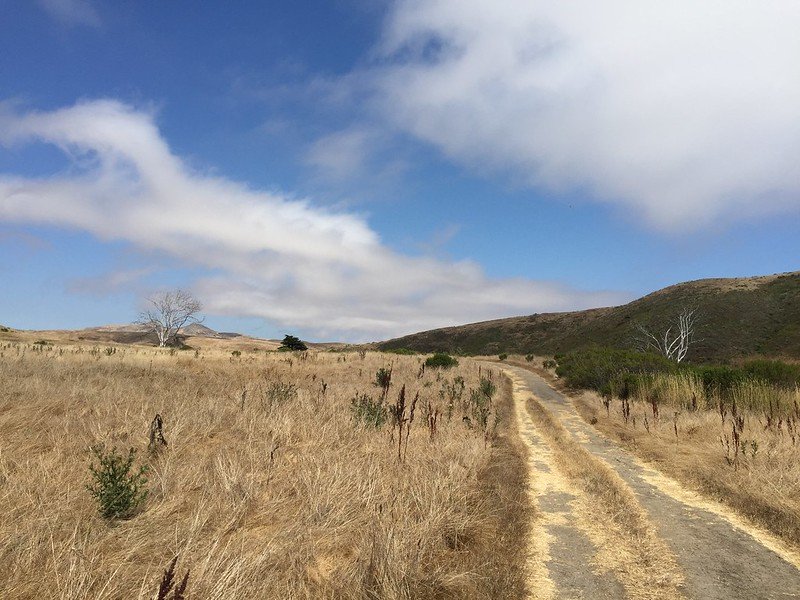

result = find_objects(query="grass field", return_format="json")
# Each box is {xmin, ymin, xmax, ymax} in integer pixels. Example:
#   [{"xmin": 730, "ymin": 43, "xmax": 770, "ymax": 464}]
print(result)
[{"xmin": 0, "ymin": 340, "xmax": 529, "ymax": 599}]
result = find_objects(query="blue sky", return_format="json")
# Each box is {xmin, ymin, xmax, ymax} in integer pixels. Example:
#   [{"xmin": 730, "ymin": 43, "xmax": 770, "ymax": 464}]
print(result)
[{"xmin": 1, "ymin": 0, "xmax": 799, "ymax": 341}]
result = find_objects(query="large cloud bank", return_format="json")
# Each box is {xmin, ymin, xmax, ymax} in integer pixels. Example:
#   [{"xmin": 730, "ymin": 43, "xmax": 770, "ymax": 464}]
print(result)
[
  {"xmin": 372, "ymin": 1, "xmax": 800, "ymax": 229},
  {"xmin": 0, "ymin": 100, "xmax": 622, "ymax": 339}
]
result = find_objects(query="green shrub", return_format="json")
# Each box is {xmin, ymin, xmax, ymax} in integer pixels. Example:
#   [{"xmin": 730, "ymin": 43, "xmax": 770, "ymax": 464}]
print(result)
[
  {"xmin": 468, "ymin": 377, "xmax": 497, "ymax": 432},
  {"xmin": 673, "ymin": 360, "xmax": 800, "ymax": 399},
  {"xmin": 542, "ymin": 359, "xmax": 557, "ymax": 369},
  {"xmin": 557, "ymin": 348, "xmax": 800, "ymax": 405},
  {"xmin": 741, "ymin": 359, "xmax": 800, "ymax": 389},
  {"xmin": 374, "ymin": 367, "xmax": 392, "ymax": 390},
  {"xmin": 479, "ymin": 376, "xmax": 496, "ymax": 399},
  {"xmin": 425, "ymin": 353, "xmax": 459, "ymax": 369},
  {"xmin": 498, "ymin": 353, "xmax": 508, "ymax": 361},
  {"xmin": 441, "ymin": 375, "xmax": 467, "ymax": 420},
  {"xmin": 608, "ymin": 371, "xmax": 644, "ymax": 400},
  {"xmin": 231, "ymin": 350, "xmax": 241, "ymax": 358},
  {"xmin": 690, "ymin": 365, "xmax": 750, "ymax": 396},
  {"xmin": 555, "ymin": 347, "xmax": 676, "ymax": 396},
  {"xmin": 86, "ymin": 445, "xmax": 149, "ymax": 519},
  {"xmin": 350, "ymin": 393, "xmax": 388, "ymax": 428},
  {"xmin": 525, "ymin": 354, "xmax": 535, "ymax": 362},
  {"xmin": 278, "ymin": 334, "xmax": 307, "ymax": 351}
]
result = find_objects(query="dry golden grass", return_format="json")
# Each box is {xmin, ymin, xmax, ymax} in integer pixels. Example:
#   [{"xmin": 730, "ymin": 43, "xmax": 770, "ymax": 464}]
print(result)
[
  {"xmin": 572, "ymin": 378, "xmax": 800, "ymax": 549},
  {"xmin": 0, "ymin": 342, "xmax": 529, "ymax": 599}
]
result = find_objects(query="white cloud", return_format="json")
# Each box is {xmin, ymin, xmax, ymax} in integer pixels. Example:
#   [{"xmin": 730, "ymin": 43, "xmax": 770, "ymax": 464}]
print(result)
[
  {"xmin": 304, "ymin": 125, "xmax": 409, "ymax": 188},
  {"xmin": 306, "ymin": 128, "xmax": 374, "ymax": 181},
  {"xmin": 37, "ymin": 0, "xmax": 101, "ymax": 27},
  {"xmin": 0, "ymin": 100, "xmax": 623, "ymax": 340},
  {"xmin": 368, "ymin": 0, "xmax": 800, "ymax": 230}
]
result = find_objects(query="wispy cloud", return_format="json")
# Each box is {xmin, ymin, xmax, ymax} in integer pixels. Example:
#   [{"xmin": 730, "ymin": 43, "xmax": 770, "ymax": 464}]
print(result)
[
  {"xmin": 360, "ymin": 0, "xmax": 800, "ymax": 230},
  {"xmin": 306, "ymin": 127, "xmax": 375, "ymax": 181},
  {"xmin": 414, "ymin": 223, "xmax": 461, "ymax": 258},
  {"xmin": 0, "ymin": 100, "xmax": 624, "ymax": 340},
  {"xmin": 37, "ymin": 0, "xmax": 101, "ymax": 28},
  {"xmin": 0, "ymin": 228, "xmax": 51, "ymax": 251},
  {"xmin": 305, "ymin": 125, "xmax": 409, "ymax": 189},
  {"xmin": 66, "ymin": 267, "xmax": 155, "ymax": 296}
]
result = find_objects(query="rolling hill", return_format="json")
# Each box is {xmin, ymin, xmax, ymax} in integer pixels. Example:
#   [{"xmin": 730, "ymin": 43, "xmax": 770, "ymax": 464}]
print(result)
[
  {"xmin": 0, "ymin": 322, "xmax": 281, "ymax": 352},
  {"xmin": 378, "ymin": 271, "xmax": 800, "ymax": 363},
  {"xmin": 0, "ymin": 323, "xmax": 349, "ymax": 352}
]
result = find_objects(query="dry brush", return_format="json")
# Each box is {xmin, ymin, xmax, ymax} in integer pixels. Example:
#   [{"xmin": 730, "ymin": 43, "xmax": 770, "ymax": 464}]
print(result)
[{"xmin": 0, "ymin": 344, "xmax": 530, "ymax": 599}]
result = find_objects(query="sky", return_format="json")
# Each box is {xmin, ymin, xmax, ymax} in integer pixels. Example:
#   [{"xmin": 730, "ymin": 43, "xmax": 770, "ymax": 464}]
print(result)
[{"xmin": 1, "ymin": 0, "xmax": 799, "ymax": 342}]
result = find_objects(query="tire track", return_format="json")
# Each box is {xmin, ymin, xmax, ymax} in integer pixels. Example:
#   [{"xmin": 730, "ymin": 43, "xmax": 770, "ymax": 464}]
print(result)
[
  {"xmin": 511, "ymin": 374, "xmax": 624, "ymax": 599},
  {"xmin": 507, "ymin": 364, "xmax": 800, "ymax": 600},
  {"xmin": 505, "ymin": 370, "xmax": 684, "ymax": 600}
]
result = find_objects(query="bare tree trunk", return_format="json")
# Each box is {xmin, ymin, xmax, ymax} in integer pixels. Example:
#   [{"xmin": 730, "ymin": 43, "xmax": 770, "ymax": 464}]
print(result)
[{"xmin": 137, "ymin": 290, "xmax": 203, "ymax": 348}]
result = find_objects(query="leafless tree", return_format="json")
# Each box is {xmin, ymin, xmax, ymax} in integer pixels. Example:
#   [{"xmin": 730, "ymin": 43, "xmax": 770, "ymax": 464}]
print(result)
[
  {"xmin": 635, "ymin": 307, "xmax": 699, "ymax": 363},
  {"xmin": 137, "ymin": 290, "xmax": 203, "ymax": 347}
]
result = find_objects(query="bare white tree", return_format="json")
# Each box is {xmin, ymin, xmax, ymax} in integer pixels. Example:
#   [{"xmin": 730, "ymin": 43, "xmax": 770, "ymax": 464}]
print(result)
[
  {"xmin": 137, "ymin": 290, "xmax": 203, "ymax": 347},
  {"xmin": 635, "ymin": 307, "xmax": 699, "ymax": 363}
]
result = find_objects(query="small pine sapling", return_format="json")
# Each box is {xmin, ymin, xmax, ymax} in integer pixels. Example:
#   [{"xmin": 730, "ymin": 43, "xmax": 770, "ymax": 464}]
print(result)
[{"xmin": 86, "ymin": 445, "xmax": 149, "ymax": 519}]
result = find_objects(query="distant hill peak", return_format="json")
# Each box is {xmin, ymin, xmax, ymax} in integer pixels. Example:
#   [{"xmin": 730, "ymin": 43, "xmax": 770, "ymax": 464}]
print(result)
[
  {"xmin": 91, "ymin": 322, "xmax": 224, "ymax": 337},
  {"xmin": 640, "ymin": 272, "xmax": 789, "ymax": 300},
  {"xmin": 180, "ymin": 323, "xmax": 219, "ymax": 337}
]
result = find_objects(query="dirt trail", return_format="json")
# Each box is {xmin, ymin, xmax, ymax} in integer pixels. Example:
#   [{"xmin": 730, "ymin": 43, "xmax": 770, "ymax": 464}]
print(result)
[
  {"xmin": 513, "ymin": 374, "xmax": 626, "ymax": 599},
  {"xmin": 503, "ymin": 364, "xmax": 800, "ymax": 600}
]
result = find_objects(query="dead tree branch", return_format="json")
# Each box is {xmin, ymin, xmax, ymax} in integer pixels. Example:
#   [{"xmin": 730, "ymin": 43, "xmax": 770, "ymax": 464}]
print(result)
[
  {"xmin": 137, "ymin": 290, "xmax": 203, "ymax": 347},
  {"xmin": 635, "ymin": 307, "xmax": 699, "ymax": 363}
]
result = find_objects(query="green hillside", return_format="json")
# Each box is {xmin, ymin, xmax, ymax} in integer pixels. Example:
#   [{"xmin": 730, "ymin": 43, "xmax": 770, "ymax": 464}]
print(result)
[{"xmin": 378, "ymin": 271, "xmax": 800, "ymax": 363}]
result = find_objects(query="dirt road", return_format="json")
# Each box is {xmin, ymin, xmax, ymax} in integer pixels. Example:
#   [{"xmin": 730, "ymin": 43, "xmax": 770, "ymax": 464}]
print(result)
[{"xmin": 501, "ymin": 364, "xmax": 800, "ymax": 600}]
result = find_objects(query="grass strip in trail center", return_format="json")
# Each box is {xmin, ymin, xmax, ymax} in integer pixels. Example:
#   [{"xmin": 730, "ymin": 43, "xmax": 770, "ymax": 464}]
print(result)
[{"xmin": 520, "ymin": 382, "xmax": 685, "ymax": 600}]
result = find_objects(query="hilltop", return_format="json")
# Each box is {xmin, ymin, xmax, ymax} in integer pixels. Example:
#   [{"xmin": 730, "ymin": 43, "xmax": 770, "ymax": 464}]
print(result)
[
  {"xmin": 0, "ymin": 323, "xmax": 282, "ymax": 352},
  {"xmin": 0, "ymin": 322, "xmax": 353, "ymax": 353},
  {"xmin": 378, "ymin": 271, "xmax": 800, "ymax": 363}
]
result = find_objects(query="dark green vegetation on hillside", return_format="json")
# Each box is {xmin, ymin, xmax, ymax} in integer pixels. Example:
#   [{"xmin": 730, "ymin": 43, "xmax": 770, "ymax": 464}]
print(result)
[
  {"xmin": 554, "ymin": 348, "xmax": 677, "ymax": 397},
  {"xmin": 379, "ymin": 272, "xmax": 800, "ymax": 363},
  {"xmin": 278, "ymin": 334, "xmax": 308, "ymax": 351},
  {"xmin": 554, "ymin": 347, "xmax": 800, "ymax": 404},
  {"xmin": 424, "ymin": 353, "xmax": 459, "ymax": 369}
]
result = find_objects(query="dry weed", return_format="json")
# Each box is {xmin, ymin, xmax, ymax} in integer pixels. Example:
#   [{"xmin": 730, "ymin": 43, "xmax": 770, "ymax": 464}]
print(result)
[{"xmin": 573, "ymin": 382, "xmax": 800, "ymax": 548}]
